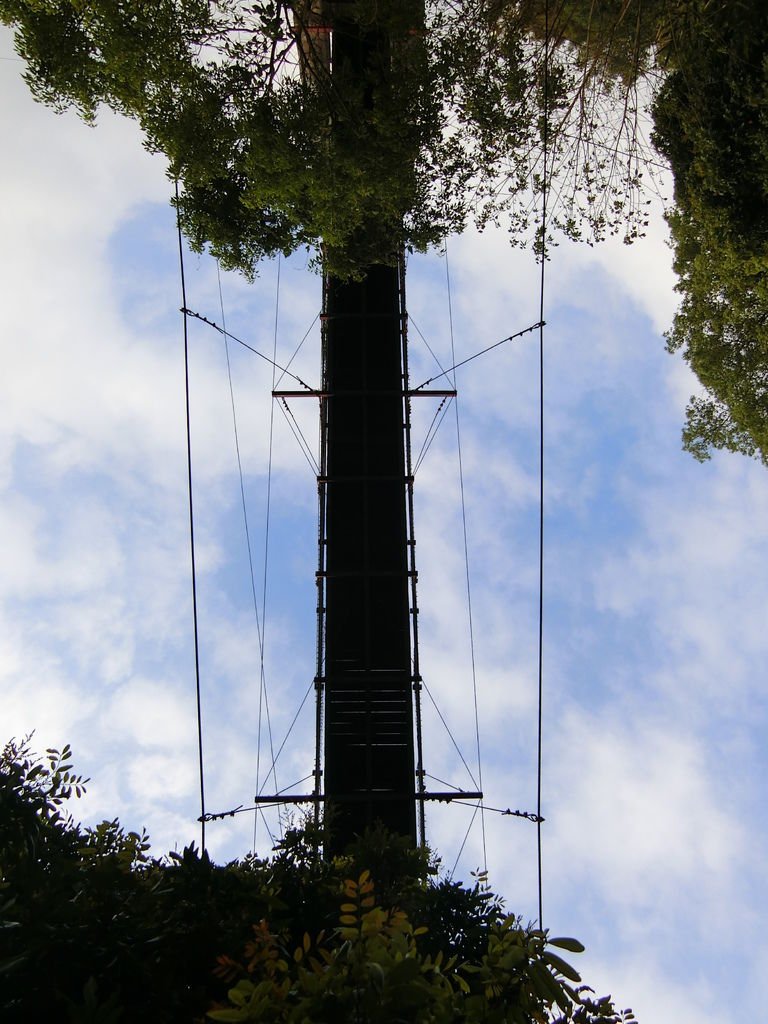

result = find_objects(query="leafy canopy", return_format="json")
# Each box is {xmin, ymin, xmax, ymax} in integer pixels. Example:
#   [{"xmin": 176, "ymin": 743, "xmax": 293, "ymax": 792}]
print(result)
[
  {"xmin": 652, "ymin": 0, "xmax": 768, "ymax": 465},
  {"xmin": 4, "ymin": 0, "xmax": 766, "ymax": 463},
  {"xmin": 1, "ymin": 737, "xmax": 635, "ymax": 1023},
  {"xmin": 0, "ymin": 0, "xmax": 662, "ymax": 277}
]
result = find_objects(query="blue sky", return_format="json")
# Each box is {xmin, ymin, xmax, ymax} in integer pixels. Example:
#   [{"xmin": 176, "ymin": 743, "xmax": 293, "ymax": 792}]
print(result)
[{"xmin": 3, "ymin": 28, "xmax": 768, "ymax": 1021}]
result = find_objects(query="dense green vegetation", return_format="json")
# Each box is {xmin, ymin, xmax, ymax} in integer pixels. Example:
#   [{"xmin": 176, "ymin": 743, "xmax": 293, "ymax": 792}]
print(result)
[
  {"xmin": 1, "ymin": 738, "xmax": 634, "ymax": 1022},
  {"xmin": 652, "ymin": 1, "xmax": 768, "ymax": 465},
  {"xmin": 0, "ymin": 0, "xmax": 659, "ymax": 275},
  {"xmin": 2, "ymin": 1, "xmax": 765, "ymax": 462}
]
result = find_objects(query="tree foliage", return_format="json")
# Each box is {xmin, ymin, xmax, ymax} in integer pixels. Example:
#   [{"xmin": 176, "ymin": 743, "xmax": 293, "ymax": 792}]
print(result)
[
  {"xmin": 652, "ymin": 0, "xmax": 768, "ymax": 464},
  {"xmin": 209, "ymin": 870, "xmax": 632, "ymax": 1023},
  {"xmin": 0, "ymin": 0, "xmax": 662, "ymax": 277},
  {"xmin": 3, "ymin": 0, "xmax": 765, "ymax": 458},
  {"xmin": 1, "ymin": 737, "xmax": 634, "ymax": 1023}
]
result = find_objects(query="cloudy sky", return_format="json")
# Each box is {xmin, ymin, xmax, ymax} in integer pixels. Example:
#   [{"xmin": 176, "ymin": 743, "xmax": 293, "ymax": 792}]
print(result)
[{"xmin": 2, "ymin": 27, "xmax": 767, "ymax": 1023}]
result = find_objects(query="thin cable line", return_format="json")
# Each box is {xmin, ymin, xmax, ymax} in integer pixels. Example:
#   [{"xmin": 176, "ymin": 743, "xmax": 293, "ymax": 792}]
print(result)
[
  {"xmin": 273, "ymin": 314, "xmax": 320, "ymax": 390},
  {"xmin": 216, "ymin": 263, "xmax": 266, "ymax": 657},
  {"xmin": 413, "ymin": 396, "xmax": 453, "ymax": 475},
  {"xmin": 203, "ymin": 791, "xmax": 541, "ymax": 825},
  {"xmin": 408, "ymin": 313, "xmax": 451, "ymax": 380},
  {"xmin": 450, "ymin": 802, "xmax": 480, "ymax": 879},
  {"xmin": 255, "ymin": 257, "xmax": 282, "ymax": 844},
  {"xmin": 257, "ymin": 807, "xmax": 276, "ymax": 848},
  {"xmin": 445, "ymin": 241, "xmax": 487, "ymax": 874},
  {"xmin": 213, "ymin": 267, "xmax": 276, "ymax": 856},
  {"xmin": 256, "ymin": 679, "xmax": 315, "ymax": 797},
  {"xmin": 182, "ymin": 307, "xmax": 313, "ymax": 391},
  {"xmin": 203, "ymin": 802, "xmax": 302, "ymax": 822},
  {"xmin": 275, "ymin": 773, "xmax": 315, "ymax": 795},
  {"xmin": 536, "ymin": 0, "xmax": 551, "ymax": 934},
  {"xmin": 412, "ymin": 320, "xmax": 543, "ymax": 392},
  {"xmin": 175, "ymin": 181, "xmax": 206, "ymax": 851},
  {"xmin": 452, "ymin": 801, "xmax": 543, "ymax": 821},
  {"xmin": 424, "ymin": 771, "xmax": 465, "ymax": 792},
  {"xmin": 278, "ymin": 398, "xmax": 321, "ymax": 475},
  {"xmin": 407, "ymin": 308, "xmax": 455, "ymax": 481},
  {"xmin": 422, "ymin": 681, "xmax": 478, "ymax": 791}
]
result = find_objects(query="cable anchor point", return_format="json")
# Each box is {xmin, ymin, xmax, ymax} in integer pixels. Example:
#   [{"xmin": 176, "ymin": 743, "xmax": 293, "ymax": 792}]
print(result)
[{"xmin": 501, "ymin": 808, "xmax": 545, "ymax": 823}]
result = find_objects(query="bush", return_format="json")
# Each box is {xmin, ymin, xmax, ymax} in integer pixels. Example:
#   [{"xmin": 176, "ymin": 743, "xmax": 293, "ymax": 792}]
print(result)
[{"xmin": 1, "ymin": 738, "xmax": 634, "ymax": 1023}]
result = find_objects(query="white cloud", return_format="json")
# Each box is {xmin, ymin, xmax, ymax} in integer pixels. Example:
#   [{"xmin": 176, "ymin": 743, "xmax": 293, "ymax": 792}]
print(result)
[
  {"xmin": 582, "ymin": 952, "xmax": 720, "ymax": 1024},
  {"xmin": 104, "ymin": 676, "xmax": 199, "ymax": 748},
  {"xmin": 550, "ymin": 708, "xmax": 744, "ymax": 896}
]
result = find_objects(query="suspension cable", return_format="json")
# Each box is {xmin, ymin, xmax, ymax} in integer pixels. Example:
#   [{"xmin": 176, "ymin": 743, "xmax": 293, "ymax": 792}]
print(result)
[
  {"xmin": 217, "ymin": 262, "xmax": 266, "ymax": 675},
  {"xmin": 408, "ymin": 313, "xmax": 452, "ymax": 381},
  {"xmin": 413, "ymin": 396, "xmax": 454, "ymax": 475},
  {"xmin": 175, "ymin": 181, "xmax": 206, "ymax": 851},
  {"xmin": 412, "ymin": 319, "xmax": 543, "ymax": 392},
  {"xmin": 182, "ymin": 306, "xmax": 314, "ymax": 391},
  {"xmin": 536, "ymin": 0, "xmax": 551, "ymax": 933},
  {"xmin": 407, "ymin": 315, "xmax": 454, "ymax": 475},
  {"xmin": 278, "ymin": 398, "xmax": 321, "ymax": 475},
  {"xmin": 445, "ymin": 240, "xmax": 487, "ymax": 874},
  {"xmin": 273, "ymin": 314, "xmax": 320, "ymax": 391},
  {"xmin": 422, "ymin": 681, "xmax": 479, "ymax": 791},
  {"xmin": 450, "ymin": 802, "xmax": 481, "ymax": 879},
  {"xmin": 255, "ymin": 679, "xmax": 315, "ymax": 799},
  {"xmin": 255, "ymin": 257, "xmax": 282, "ymax": 848},
  {"xmin": 211, "ymin": 265, "xmax": 275, "ymax": 850}
]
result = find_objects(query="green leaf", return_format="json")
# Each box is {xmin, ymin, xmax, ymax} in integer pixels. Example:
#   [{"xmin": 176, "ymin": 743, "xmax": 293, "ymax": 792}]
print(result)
[
  {"xmin": 549, "ymin": 936, "xmax": 585, "ymax": 953},
  {"xmin": 529, "ymin": 960, "xmax": 568, "ymax": 1008},
  {"xmin": 0, "ymin": 953, "xmax": 28, "ymax": 975},
  {"xmin": 227, "ymin": 980, "xmax": 255, "ymax": 1007},
  {"xmin": 543, "ymin": 950, "xmax": 582, "ymax": 983}
]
